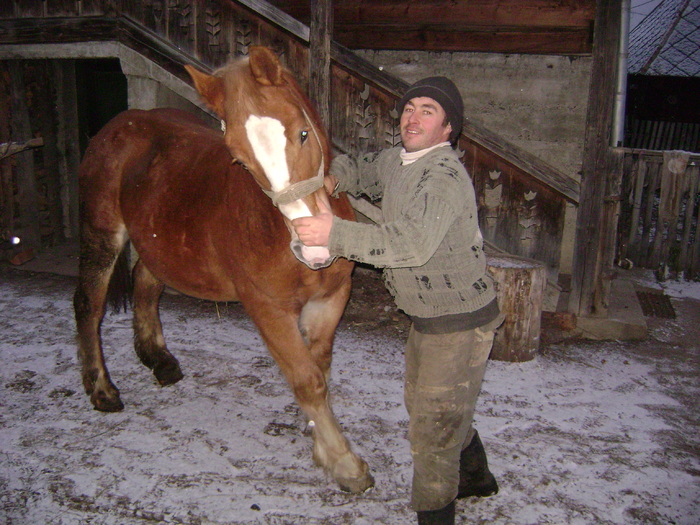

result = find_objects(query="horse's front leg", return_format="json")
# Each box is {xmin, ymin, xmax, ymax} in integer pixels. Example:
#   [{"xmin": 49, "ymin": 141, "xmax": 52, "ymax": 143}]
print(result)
[
  {"xmin": 132, "ymin": 260, "xmax": 184, "ymax": 386},
  {"xmin": 249, "ymin": 301, "xmax": 373, "ymax": 493},
  {"xmin": 298, "ymin": 290, "xmax": 375, "ymax": 493}
]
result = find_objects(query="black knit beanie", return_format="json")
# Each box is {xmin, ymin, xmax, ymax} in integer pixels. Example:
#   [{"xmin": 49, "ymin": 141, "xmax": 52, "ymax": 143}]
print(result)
[{"xmin": 399, "ymin": 76, "xmax": 464, "ymax": 144}]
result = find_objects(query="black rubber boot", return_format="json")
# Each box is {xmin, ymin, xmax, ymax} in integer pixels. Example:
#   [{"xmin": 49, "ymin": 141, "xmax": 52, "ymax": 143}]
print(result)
[
  {"xmin": 456, "ymin": 431, "xmax": 499, "ymax": 499},
  {"xmin": 416, "ymin": 500, "xmax": 455, "ymax": 525}
]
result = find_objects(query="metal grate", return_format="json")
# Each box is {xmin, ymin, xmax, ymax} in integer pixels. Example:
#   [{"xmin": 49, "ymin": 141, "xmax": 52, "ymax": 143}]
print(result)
[{"xmin": 636, "ymin": 291, "xmax": 677, "ymax": 319}]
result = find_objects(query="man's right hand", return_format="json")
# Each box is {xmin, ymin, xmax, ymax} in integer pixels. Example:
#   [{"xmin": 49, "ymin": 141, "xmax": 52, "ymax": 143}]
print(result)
[{"xmin": 324, "ymin": 174, "xmax": 339, "ymax": 197}]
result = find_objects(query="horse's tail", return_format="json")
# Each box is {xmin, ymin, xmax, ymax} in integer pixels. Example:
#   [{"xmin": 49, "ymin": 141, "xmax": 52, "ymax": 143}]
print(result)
[{"xmin": 107, "ymin": 243, "xmax": 132, "ymax": 313}]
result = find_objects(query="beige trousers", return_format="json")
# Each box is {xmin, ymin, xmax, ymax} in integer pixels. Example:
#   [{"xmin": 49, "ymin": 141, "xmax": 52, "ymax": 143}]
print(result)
[{"xmin": 404, "ymin": 325, "xmax": 495, "ymax": 511}]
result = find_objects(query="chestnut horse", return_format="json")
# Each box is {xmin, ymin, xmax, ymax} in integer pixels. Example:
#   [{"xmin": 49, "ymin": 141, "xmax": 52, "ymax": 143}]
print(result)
[{"xmin": 73, "ymin": 46, "xmax": 373, "ymax": 493}]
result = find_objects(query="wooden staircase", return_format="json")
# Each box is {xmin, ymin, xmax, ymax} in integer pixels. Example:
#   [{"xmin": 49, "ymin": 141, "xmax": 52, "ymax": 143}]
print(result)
[{"xmin": 0, "ymin": 0, "xmax": 579, "ymax": 281}]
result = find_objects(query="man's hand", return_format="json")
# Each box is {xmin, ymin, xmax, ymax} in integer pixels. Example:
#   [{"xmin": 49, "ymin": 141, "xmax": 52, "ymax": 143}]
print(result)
[
  {"xmin": 324, "ymin": 174, "xmax": 339, "ymax": 197},
  {"xmin": 292, "ymin": 200, "xmax": 334, "ymax": 246}
]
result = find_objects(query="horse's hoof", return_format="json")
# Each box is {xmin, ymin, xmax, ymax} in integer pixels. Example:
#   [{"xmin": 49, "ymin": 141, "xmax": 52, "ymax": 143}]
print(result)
[
  {"xmin": 338, "ymin": 472, "xmax": 375, "ymax": 494},
  {"xmin": 154, "ymin": 360, "xmax": 184, "ymax": 386},
  {"xmin": 334, "ymin": 454, "xmax": 375, "ymax": 493},
  {"xmin": 91, "ymin": 391, "xmax": 125, "ymax": 412}
]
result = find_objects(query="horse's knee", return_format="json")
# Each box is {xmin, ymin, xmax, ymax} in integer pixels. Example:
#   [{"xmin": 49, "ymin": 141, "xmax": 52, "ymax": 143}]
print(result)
[{"xmin": 291, "ymin": 368, "xmax": 327, "ymax": 406}]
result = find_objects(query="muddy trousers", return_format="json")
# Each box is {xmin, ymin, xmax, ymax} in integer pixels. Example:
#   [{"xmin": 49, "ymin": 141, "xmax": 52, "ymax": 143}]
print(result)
[{"xmin": 404, "ymin": 325, "xmax": 495, "ymax": 512}]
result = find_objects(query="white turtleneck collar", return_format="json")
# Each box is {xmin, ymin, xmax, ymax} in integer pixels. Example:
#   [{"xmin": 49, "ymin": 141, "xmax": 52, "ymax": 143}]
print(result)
[{"xmin": 400, "ymin": 142, "xmax": 451, "ymax": 165}]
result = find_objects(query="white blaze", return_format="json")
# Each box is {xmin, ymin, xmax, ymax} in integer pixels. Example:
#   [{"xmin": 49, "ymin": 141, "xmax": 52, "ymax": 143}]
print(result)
[
  {"xmin": 245, "ymin": 115, "xmax": 311, "ymax": 220},
  {"xmin": 245, "ymin": 114, "xmax": 332, "ymax": 268}
]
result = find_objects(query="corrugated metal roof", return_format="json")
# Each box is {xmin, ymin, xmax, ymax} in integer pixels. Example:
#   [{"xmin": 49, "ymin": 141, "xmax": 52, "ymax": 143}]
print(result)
[{"xmin": 628, "ymin": 0, "xmax": 700, "ymax": 76}]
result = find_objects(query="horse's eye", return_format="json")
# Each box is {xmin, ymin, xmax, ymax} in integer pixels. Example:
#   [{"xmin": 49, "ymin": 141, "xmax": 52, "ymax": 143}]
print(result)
[{"xmin": 300, "ymin": 130, "xmax": 309, "ymax": 144}]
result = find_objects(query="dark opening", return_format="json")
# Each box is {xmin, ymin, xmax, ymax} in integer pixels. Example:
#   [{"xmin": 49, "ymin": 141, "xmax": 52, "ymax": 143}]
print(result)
[{"xmin": 75, "ymin": 59, "xmax": 128, "ymax": 154}]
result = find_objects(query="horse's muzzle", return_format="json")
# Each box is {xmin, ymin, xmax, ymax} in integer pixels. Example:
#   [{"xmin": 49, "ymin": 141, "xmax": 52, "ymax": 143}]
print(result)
[{"xmin": 290, "ymin": 240, "xmax": 336, "ymax": 270}]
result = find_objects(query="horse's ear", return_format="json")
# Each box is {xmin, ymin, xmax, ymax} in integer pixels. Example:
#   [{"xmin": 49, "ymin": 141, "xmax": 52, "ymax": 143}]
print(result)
[
  {"xmin": 185, "ymin": 65, "xmax": 225, "ymax": 117},
  {"xmin": 248, "ymin": 46, "xmax": 285, "ymax": 87}
]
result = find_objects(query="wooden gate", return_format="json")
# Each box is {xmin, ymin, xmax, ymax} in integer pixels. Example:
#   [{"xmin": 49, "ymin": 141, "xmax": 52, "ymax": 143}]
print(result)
[{"xmin": 618, "ymin": 149, "xmax": 700, "ymax": 280}]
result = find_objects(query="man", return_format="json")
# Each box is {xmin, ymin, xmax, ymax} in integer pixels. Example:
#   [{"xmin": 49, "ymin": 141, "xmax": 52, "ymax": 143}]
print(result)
[{"xmin": 293, "ymin": 77, "xmax": 502, "ymax": 524}]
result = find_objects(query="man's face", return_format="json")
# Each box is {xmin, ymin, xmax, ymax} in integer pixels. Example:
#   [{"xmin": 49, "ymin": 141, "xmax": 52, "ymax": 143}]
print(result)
[{"xmin": 400, "ymin": 96, "xmax": 452, "ymax": 153}]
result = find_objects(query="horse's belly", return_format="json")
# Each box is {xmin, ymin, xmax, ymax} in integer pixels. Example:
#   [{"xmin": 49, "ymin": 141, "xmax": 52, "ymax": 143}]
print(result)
[{"xmin": 131, "ymin": 238, "xmax": 241, "ymax": 302}]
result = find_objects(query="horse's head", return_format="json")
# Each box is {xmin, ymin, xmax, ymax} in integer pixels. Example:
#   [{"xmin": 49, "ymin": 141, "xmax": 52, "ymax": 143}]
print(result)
[{"xmin": 185, "ymin": 47, "xmax": 335, "ymax": 270}]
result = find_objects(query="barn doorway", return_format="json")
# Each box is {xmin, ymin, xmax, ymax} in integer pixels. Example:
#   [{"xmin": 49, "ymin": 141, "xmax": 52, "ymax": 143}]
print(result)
[
  {"xmin": 0, "ymin": 58, "xmax": 127, "ymax": 271},
  {"xmin": 76, "ymin": 59, "xmax": 128, "ymax": 155}
]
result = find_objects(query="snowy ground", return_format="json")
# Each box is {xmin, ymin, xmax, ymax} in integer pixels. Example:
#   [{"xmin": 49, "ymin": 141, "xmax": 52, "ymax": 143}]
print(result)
[{"xmin": 1, "ymin": 266, "xmax": 698, "ymax": 524}]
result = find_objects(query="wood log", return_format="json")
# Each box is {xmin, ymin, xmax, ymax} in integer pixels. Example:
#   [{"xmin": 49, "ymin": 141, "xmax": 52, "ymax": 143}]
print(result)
[{"xmin": 487, "ymin": 254, "xmax": 546, "ymax": 362}]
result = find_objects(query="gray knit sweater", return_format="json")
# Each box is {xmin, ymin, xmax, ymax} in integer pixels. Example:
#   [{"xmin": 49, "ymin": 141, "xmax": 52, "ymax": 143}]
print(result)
[{"xmin": 328, "ymin": 145, "xmax": 498, "ymax": 320}]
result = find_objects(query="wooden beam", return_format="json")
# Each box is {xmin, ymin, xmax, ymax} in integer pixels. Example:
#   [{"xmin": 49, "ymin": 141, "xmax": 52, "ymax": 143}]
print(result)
[
  {"xmin": 269, "ymin": 0, "xmax": 596, "ymax": 28},
  {"xmin": 334, "ymin": 27, "xmax": 593, "ymax": 54},
  {"xmin": 309, "ymin": 0, "xmax": 333, "ymax": 128},
  {"xmin": 334, "ymin": 0, "xmax": 596, "ymax": 28},
  {"xmin": 569, "ymin": 0, "xmax": 623, "ymax": 317},
  {"xmin": 0, "ymin": 137, "xmax": 44, "ymax": 160},
  {"xmin": 0, "ymin": 16, "xmax": 119, "ymax": 44}
]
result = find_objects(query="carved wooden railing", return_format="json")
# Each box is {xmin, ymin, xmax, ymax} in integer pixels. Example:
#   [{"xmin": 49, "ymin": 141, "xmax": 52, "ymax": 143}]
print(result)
[{"xmin": 0, "ymin": 0, "xmax": 579, "ymax": 279}]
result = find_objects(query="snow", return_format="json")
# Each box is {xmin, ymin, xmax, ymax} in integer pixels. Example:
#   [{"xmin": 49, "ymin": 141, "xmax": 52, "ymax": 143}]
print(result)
[{"xmin": 1, "ymin": 268, "xmax": 699, "ymax": 524}]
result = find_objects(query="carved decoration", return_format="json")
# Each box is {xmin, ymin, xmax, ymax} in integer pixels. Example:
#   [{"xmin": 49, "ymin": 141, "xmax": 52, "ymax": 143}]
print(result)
[
  {"xmin": 484, "ymin": 169, "xmax": 502, "ymax": 231},
  {"xmin": 518, "ymin": 189, "xmax": 539, "ymax": 253},
  {"xmin": 205, "ymin": 4, "xmax": 221, "ymax": 48},
  {"xmin": 234, "ymin": 18, "xmax": 252, "ymax": 56},
  {"xmin": 385, "ymin": 106, "xmax": 401, "ymax": 148},
  {"xmin": 152, "ymin": 0, "xmax": 164, "ymax": 25},
  {"xmin": 355, "ymin": 84, "xmax": 375, "ymax": 145}
]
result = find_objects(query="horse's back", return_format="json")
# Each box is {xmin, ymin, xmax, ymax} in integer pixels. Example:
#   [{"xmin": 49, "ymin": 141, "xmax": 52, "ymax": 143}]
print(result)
[{"xmin": 79, "ymin": 108, "xmax": 296, "ymax": 300}]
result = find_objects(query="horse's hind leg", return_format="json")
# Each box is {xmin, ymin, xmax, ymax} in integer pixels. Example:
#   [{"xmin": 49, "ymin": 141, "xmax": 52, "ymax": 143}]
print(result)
[
  {"xmin": 74, "ymin": 226, "xmax": 127, "ymax": 412},
  {"xmin": 132, "ymin": 259, "xmax": 184, "ymax": 386}
]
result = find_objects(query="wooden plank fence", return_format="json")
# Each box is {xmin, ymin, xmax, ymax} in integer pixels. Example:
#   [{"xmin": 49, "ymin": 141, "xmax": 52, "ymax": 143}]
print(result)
[{"xmin": 618, "ymin": 149, "xmax": 700, "ymax": 280}]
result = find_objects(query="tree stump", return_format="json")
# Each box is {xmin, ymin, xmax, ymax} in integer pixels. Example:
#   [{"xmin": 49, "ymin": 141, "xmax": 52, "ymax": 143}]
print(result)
[{"xmin": 486, "ymin": 255, "xmax": 546, "ymax": 362}]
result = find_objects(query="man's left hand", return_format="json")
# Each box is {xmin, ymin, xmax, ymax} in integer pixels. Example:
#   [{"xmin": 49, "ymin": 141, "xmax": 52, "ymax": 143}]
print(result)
[{"xmin": 292, "ymin": 200, "xmax": 334, "ymax": 246}]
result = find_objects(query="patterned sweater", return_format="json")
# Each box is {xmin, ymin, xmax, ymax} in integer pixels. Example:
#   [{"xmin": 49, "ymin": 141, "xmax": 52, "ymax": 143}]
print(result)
[{"xmin": 328, "ymin": 145, "xmax": 499, "ymax": 322}]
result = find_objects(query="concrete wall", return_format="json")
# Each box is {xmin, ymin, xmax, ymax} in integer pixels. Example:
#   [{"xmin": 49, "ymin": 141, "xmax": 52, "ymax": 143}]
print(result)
[
  {"xmin": 356, "ymin": 50, "xmax": 592, "ymax": 274},
  {"xmin": 357, "ymin": 50, "xmax": 592, "ymax": 182}
]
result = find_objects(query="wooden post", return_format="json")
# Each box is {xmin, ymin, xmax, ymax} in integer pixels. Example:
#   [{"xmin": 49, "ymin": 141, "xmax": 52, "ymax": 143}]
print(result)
[
  {"xmin": 569, "ymin": 0, "xmax": 622, "ymax": 317},
  {"xmin": 8, "ymin": 60, "xmax": 42, "ymax": 253},
  {"xmin": 487, "ymin": 255, "xmax": 546, "ymax": 362},
  {"xmin": 52, "ymin": 60, "xmax": 81, "ymax": 240},
  {"xmin": 308, "ymin": 0, "xmax": 332, "ymax": 129},
  {"xmin": 0, "ymin": 62, "xmax": 13, "ymax": 238}
]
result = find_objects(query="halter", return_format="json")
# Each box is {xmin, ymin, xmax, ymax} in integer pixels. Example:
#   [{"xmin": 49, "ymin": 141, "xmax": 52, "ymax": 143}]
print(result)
[{"xmin": 259, "ymin": 106, "xmax": 325, "ymax": 208}]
